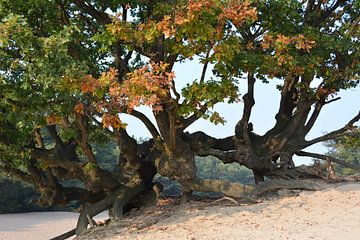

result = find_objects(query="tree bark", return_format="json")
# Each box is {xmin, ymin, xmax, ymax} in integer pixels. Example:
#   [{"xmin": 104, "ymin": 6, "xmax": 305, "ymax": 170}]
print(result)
[{"xmin": 76, "ymin": 183, "xmax": 145, "ymax": 235}]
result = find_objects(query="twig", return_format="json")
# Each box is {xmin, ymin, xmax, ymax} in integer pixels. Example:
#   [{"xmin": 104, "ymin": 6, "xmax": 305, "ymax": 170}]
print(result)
[{"xmin": 208, "ymin": 196, "xmax": 240, "ymax": 205}]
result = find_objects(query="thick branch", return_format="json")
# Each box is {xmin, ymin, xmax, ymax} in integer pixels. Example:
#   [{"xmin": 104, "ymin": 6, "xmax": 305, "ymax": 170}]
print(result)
[
  {"xmin": 190, "ymin": 178, "xmax": 320, "ymax": 200},
  {"xmin": 296, "ymin": 151, "xmax": 360, "ymax": 171},
  {"xmin": 251, "ymin": 179, "xmax": 321, "ymax": 196},
  {"xmin": 0, "ymin": 165, "xmax": 33, "ymax": 184},
  {"xmin": 73, "ymin": 0, "xmax": 111, "ymax": 25},
  {"xmin": 75, "ymin": 114, "xmax": 97, "ymax": 164},
  {"xmin": 187, "ymin": 131, "xmax": 235, "ymax": 152},
  {"xmin": 129, "ymin": 110, "xmax": 161, "ymax": 140},
  {"xmin": 304, "ymin": 97, "xmax": 341, "ymax": 134},
  {"xmin": 197, "ymin": 149, "xmax": 237, "ymax": 164},
  {"xmin": 266, "ymin": 77, "xmax": 300, "ymax": 136},
  {"xmin": 31, "ymin": 149, "xmax": 83, "ymax": 170},
  {"xmin": 76, "ymin": 183, "xmax": 144, "ymax": 234},
  {"xmin": 114, "ymin": 129, "xmax": 139, "ymax": 168},
  {"xmin": 46, "ymin": 125, "xmax": 66, "ymax": 149},
  {"xmin": 171, "ymin": 80, "xmax": 181, "ymax": 102},
  {"xmin": 235, "ymin": 72, "xmax": 255, "ymax": 143}
]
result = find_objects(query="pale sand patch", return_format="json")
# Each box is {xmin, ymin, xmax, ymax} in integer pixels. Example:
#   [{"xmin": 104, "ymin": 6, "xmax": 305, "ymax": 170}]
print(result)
[
  {"xmin": 0, "ymin": 211, "xmax": 78, "ymax": 240},
  {"xmin": 106, "ymin": 182, "xmax": 360, "ymax": 240},
  {"xmin": 0, "ymin": 211, "xmax": 108, "ymax": 240}
]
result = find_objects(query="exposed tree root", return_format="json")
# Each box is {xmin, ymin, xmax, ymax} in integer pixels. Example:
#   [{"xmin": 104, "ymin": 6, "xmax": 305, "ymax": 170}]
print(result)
[
  {"xmin": 251, "ymin": 179, "xmax": 321, "ymax": 196},
  {"xmin": 207, "ymin": 196, "xmax": 240, "ymax": 205},
  {"xmin": 190, "ymin": 178, "xmax": 254, "ymax": 199},
  {"xmin": 49, "ymin": 228, "xmax": 76, "ymax": 240},
  {"xmin": 189, "ymin": 178, "xmax": 321, "ymax": 202},
  {"xmin": 76, "ymin": 182, "xmax": 145, "ymax": 235}
]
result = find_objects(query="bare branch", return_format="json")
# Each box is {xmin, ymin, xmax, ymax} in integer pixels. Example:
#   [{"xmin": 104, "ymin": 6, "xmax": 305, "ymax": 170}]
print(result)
[
  {"xmin": 182, "ymin": 100, "xmax": 217, "ymax": 129},
  {"xmin": 114, "ymin": 128, "xmax": 139, "ymax": 167},
  {"xmin": 303, "ymin": 111, "xmax": 360, "ymax": 148},
  {"xmin": 303, "ymin": 100, "xmax": 324, "ymax": 134},
  {"xmin": 324, "ymin": 97, "xmax": 341, "ymax": 105},
  {"xmin": 129, "ymin": 110, "xmax": 161, "ymax": 140},
  {"xmin": 304, "ymin": 97, "xmax": 341, "ymax": 134},
  {"xmin": 122, "ymin": 5, "xmax": 128, "ymax": 23},
  {"xmin": 49, "ymin": 228, "xmax": 76, "ymax": 240},
  {"xmin": 296, "ymin": 151, "xmax": 360, "ymax": 171},
  {"xmin": 199, "ymin": 48, "xmax": 211, "ymax": 84},
  {"xmin": 73, "ymin": 0, "xmax": 111, "ymax": 25}
]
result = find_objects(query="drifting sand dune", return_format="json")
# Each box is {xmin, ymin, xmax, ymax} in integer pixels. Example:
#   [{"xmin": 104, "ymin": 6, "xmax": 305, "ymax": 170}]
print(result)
[{"xmin": 1, "ymin": 182, "xmax": 360, "ymax": 240}]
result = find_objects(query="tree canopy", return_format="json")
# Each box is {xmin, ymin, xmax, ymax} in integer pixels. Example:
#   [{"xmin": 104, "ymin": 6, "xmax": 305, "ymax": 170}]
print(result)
[{"xmin": 0, "ymin": 0, "xmax": 359, "ymax": 236}]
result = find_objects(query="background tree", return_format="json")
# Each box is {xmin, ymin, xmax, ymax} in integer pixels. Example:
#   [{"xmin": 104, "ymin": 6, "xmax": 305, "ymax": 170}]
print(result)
[
  {"xmin": 0, "ymin": 0, "xmax": 359, "ymax": 236},
  {"xmin": 325, "ymin": 129, "xmax": 360, "ymax": 175}
]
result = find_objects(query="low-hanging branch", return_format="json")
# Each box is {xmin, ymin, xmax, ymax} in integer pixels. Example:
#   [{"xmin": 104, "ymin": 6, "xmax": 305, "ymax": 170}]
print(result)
[
  {"xmin": 303, "ymin": 111, "xmax": 360, "ymax": 148},
  {"xmin": 196, "ymin": 148, "xmax": 237, "ymax": 164},
  {"xmin": 296, "ymin": 151, "xmax": 360, "ymax": 171},
  {"xmin": 0, "ymin": 165, "xmax": 33, "ymax": 184}
]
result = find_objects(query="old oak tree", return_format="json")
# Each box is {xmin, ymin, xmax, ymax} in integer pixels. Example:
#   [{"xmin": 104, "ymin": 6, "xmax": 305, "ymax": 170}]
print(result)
[{"xmin": 0, "ymin": 0, "xmax": 359, "ymax": 236}]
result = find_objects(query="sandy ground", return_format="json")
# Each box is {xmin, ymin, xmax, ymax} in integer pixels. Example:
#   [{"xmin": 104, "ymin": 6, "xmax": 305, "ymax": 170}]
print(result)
[
  {"xmin": 0, "ymin": 211, "xmax": 78, "ymax": 240},
  {"xmin": 78, "ymin": 182, "xmax": 360, "ymax": 240},
  {"xmin": 1, "ymin": 182, "xmax": 360, "ymax": 240},
  {"xmin": 0, "ymin": 211, "xmax": 107, "ymax": 240}
]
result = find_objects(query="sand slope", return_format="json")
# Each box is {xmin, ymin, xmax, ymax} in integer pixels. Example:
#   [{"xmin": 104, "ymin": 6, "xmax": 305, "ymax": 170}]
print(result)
[
  {"xmin": 79, "ymin": 182, "xmax": 360, "ymax": 240},
  {"xmin": 1, "ymin": 182, "xmax": 360, "ymax": 240}
]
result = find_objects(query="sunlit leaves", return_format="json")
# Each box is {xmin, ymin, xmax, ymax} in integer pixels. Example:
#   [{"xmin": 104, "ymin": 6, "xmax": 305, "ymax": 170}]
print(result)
[
  {"xmin": 102, "ymin": 113, "xmax": 126, "ymax": 129},
  {"xmin": 74, "ymin": 102, "xmax": 85, "ymax": 115},
  {"xmin": 111, "ymin": 61, "xmax": 174, "ymax": 112},
  {"xmin": 219, "ymin": 0, "xmax": 257, "ymax": 28},
  {"xmin": 79, "ymin": 61, "xmax": 174, "ymax": 116},
  {"xmin": 180, "ymin": 78, "xmax": 239, "ymax": 117},
  {"xmin": 105, "ymin": 0, "xmax": 258, "ymax": 60}
]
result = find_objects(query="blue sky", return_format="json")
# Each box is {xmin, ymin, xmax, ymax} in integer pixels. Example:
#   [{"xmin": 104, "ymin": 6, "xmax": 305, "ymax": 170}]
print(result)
[{"xmin": 120, "ymin": 58, "xmax": 360, "ymax": 165}]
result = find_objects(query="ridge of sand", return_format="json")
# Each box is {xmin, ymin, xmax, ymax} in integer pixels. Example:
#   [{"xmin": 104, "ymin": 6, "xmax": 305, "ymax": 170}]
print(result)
[{"xmin": 77, "ymin": 182, "xmax": 360, "ymax": 240}]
